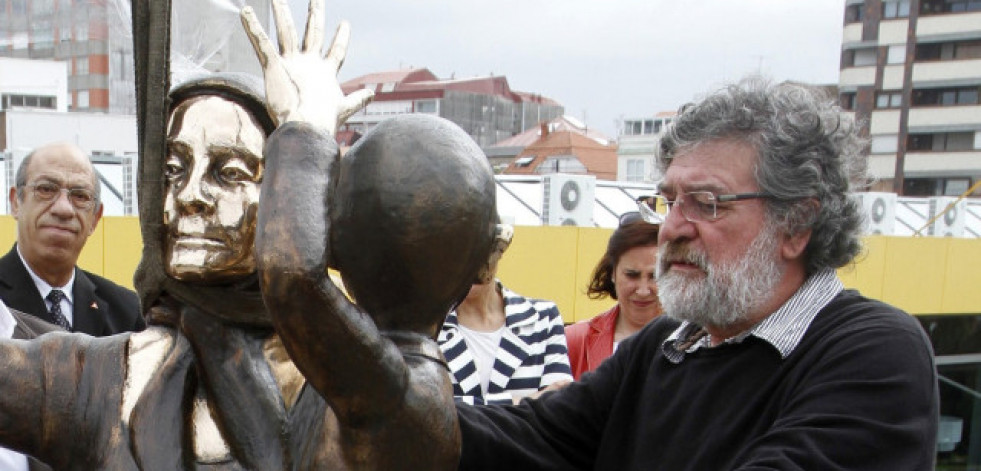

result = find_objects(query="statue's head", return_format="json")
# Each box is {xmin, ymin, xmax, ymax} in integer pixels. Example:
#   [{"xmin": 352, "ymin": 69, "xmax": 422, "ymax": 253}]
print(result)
[
  {"xmin": 330, "ymin": 114, "xmax": 497, "ymax": 337},
  {"xmin": 163, "ymin": 76, "xmax": 275, "ymax": 284}
]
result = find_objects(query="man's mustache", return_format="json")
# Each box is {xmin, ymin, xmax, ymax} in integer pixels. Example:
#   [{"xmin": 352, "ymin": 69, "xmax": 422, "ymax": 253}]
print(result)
[{"xmin": 658, "ymin": 242, "xmax": 708, "ymax": 275}]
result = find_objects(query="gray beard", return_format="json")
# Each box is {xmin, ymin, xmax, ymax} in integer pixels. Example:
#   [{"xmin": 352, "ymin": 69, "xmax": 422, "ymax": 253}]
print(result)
[{"xmin": 656, "ymin": 226, "xmax": 783, "ymax": 331}]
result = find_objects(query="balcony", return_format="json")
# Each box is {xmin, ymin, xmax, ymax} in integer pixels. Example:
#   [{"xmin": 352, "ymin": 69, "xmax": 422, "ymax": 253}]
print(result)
[
  {"xmin": 905, "ymin": 150, "xmax": 981, "ymax": 175},
  {"xmin": 913, "ymin": 58, "xmax": 981, "ymax": 86},
  {"xmin": 908, "ymin": 105, "xmax": 981, "ymax": 131},
  {"xmin": 917, "ymin": 11, "xmax": 981, "ymax": 41},
  {"xmin": 842, "ymin": 23, "xmax": 864, "ymax": 45},
  {"xmin": 839, "ymin": 66, "xmax": 877, "ymax": 88}
]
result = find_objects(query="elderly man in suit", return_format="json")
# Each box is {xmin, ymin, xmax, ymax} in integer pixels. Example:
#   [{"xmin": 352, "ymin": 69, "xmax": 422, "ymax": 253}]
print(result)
[{"xmin": 0, "ymin": 142, "xmax": 143, "ymax": 335}]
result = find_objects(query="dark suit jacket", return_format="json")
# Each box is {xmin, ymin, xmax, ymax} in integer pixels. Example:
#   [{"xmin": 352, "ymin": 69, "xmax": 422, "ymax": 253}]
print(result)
[
  {"xmin": 9, "ymin": 307, "xmax": 60, "ymax": 471},
  {"xmin": 0, "ymin": 245, "xmax": 144, "ymax": 336}
]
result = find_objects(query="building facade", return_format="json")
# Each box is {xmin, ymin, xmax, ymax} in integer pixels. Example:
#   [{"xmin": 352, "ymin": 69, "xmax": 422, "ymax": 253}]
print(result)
[
  {"xmin": 0, "ymin": 0, "xmax": 272, "ymax": 114},
  {"xmin": 839, "ymin": 0, "xmax": 981, "ymax": 196},
  {"xmin": 615, "ymin": 112, "xmax": 675, "ymax": 183},
  {"xmin": 341, "ymin": 68, "xmax": 564, "ymax": 148},
  {"xmin": 0, "ymin": 0, "xmax": 134, "ymax": 114}
]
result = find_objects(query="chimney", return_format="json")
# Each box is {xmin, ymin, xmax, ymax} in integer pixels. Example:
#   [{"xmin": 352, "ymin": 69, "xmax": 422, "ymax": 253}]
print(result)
[{"xmin": 540, "ymin": 121, "xmax": 549, "ymax": 138}]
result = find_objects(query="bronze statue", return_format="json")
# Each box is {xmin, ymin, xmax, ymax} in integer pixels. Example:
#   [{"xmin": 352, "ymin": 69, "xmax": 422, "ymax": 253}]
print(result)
[{"xmin": 0, "ymin": 0, "xmax": 495, "ymax": 469}]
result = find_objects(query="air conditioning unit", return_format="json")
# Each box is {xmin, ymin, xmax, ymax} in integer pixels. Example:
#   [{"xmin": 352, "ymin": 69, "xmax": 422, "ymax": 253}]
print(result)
[
  {"xmin": 542, "ymin": 174, "xmax": 595, "ymax": 226},
  {"xmin": 929, "ymin": 197, "xmax": 966, "ymax": 237},
  {"xmin": 854, "ymin": 192, "xmax": 897, "ymax": 235}
]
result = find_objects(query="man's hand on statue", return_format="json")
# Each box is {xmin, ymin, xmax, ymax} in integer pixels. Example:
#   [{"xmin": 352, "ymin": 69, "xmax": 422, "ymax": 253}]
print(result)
[{"xmin": 241, "ymin": 0, "xmax": 373, "ymax": 134}]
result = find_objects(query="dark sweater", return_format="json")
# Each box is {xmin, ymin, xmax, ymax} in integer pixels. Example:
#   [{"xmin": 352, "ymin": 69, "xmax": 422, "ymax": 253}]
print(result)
[{"xmin": 458, "ymin": 290, "xmax": 939, "ymax": 470}]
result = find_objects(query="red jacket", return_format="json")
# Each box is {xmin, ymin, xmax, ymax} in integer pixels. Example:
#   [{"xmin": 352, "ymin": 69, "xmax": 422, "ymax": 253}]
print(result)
[{"xmin": 565, "ymin": 305, "xmax": 619, "ymax": 380}]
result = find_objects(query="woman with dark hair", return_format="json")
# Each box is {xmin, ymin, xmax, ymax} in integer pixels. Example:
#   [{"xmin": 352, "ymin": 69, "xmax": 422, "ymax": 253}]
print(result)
[{"xmin": 565, "ymin": 214, "xmax": 661, "ymax": 380}]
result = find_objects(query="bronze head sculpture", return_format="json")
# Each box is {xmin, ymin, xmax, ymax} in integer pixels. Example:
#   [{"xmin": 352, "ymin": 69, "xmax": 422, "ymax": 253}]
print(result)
[{"xmin": 163, "ymin": 77, "xmax": 275, "ymax": 285}]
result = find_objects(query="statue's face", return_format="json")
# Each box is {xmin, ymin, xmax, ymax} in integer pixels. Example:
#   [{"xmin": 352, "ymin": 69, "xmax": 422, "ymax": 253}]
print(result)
[{"xmin": 163, "ymin": 95, "xmax": 265, "ymax": 284}]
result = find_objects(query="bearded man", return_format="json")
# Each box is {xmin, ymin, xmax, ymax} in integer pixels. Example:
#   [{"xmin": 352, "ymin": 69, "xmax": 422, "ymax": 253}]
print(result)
[{"xmin": 455, "ymin": 77, "xmax": 939, "ymax": 471}]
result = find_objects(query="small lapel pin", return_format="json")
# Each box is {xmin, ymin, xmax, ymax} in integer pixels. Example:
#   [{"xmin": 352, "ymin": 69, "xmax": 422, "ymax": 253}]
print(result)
[{"xmin": 90, "ymin": 302, "xmax": 99, "ymax": 310}]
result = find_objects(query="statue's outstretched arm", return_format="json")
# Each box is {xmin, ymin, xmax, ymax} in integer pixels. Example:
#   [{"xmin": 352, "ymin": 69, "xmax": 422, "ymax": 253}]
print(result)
[
  {"xmin": 247, "ymin": 0, "xmax": 401, "ymax": 424},
  {"xmin": 257, "ymin": 123, "xmax": 410, "ymax": 424}
]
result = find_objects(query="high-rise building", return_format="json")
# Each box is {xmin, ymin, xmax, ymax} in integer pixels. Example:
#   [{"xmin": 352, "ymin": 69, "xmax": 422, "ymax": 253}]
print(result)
[
  {"xmin": 838, "ymin": 0, "xmax": 981, "ymax": 197},
  {"xmin": 0, "ymin": 0, "xmax": 271, "ymax": 115},
  {"xmin": 0, "ymin": 0, "xmax": 134, "ymax": 114}
]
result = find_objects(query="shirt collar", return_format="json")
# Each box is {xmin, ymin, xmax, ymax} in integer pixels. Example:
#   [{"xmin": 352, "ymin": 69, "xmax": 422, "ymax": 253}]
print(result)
[
  {"xmin": 17, "ymin": 245, "xmax": 76, "ymax": 304},
  {"xmin": 663, "ymin": 269, "xmax": 843, "ymax": 363}
]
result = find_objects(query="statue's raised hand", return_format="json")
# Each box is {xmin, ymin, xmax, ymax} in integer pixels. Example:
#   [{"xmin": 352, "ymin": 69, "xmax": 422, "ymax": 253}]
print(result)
[{"xmin": 241, "ymin": 0, "xmax": 372, "ymax": 134}]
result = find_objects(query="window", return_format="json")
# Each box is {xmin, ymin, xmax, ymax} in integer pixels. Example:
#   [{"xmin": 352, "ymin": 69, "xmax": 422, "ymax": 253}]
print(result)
[
  {"xmin": 876, "ymin": 91, "xmax": 903, "ymax": 108},
  {"xmin": 845, "ymin": 4, "xmax": 865, "ymax": 22},
  {"xmin": 883, "ymin": 0, "xmax": 911, "ymax": 18},
  {"xmin": 916, "ymin": 40, "xmax": 981, "ymax": 61},
  {"xmin": 949, "ymin": 0, "xmax": 981, "ymax": 12},
  {"xmin": 944, "ymin": 178, "xmax": 971, "ymax": 196},
  {"xmin": 415, "ymin": 100, "xmax": 437, "ymax": 113},
  {"xmin": 623, "ymin": 120, "xmax": 643, "ymax": 136},
  {"xmin": 515, "ymin": 156, "xmax": 534, "ymax": 168},
  {"xmin": 840, "ymin": 92, "xmax": 857, "ymax": 110},
  {"xmin": 912, "ymin": 86, "xmax": 981, "ymax": 106},
  {"xmin": 76, "ymin": 90, "xmax": 89, "ymax": 108},
  {"xmin": 921, "ymin": 0, "xmax": 981, "ymax": 14},
  {"xmin": 845, "ymin": 48, "xmax": 878, "ymax": 67},
  {"xmin": 625, "ymin": 159, "xmax": 645, "ymax": 182},
  {"xmin": 1, "ymin": 93, "xmax": 57, "ymax": 110},
  {"xmin": 380, "ymin": 82, "xmax": 395, "ymax": 93},
  {"xmin": 74, "ymin": 57, "xmax": 88, "ymax": 75},
  {"xmin": 907, "ymin": 132, "xmax": 975, "ymax": 151}
]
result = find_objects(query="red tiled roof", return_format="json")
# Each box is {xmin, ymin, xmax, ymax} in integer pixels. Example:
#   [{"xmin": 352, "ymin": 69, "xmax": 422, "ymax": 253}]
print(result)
[
  {"xmin": 491, "ymin": 116, "xmax": 613, "ymax": 148},
  {"xmin": 504, "ymin": 126, "xmax": 618, "ymax": 181},
  {"xmin": 513, "ymin": 91, "xmax": 561, "ymax": 106},
  {"xmin": 341, "ymin": 68, "xmax": 438, "ymax": 94}
]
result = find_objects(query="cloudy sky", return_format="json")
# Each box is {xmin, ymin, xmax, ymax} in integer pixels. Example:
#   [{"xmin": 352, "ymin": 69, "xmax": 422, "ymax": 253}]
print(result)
[{"xmin": 281, "ymin": 0, "xmax": 846, "ymax": 138}]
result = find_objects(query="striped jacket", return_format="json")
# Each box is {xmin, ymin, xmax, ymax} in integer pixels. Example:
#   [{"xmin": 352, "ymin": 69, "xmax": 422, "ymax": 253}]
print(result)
[{"xmin": 438, "ymin": 281, "xmax": 573, "ymax": 405}]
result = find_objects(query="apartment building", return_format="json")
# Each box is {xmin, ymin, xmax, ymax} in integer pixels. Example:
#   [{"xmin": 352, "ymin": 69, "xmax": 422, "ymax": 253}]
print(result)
[
  {"xmin": 839, "ymin": 0, "xmax": 981, "ymax": 196},
  {"xmin": 0, "ymin": 0, "xmax": 134, "ymax": 113},
  {"xmin": 0, "ymin": 0, "xmax": 271, "ymax": 114},
  {"xmin": 615, "ymin": 112, "xmax": 675, "ymax": 183}
]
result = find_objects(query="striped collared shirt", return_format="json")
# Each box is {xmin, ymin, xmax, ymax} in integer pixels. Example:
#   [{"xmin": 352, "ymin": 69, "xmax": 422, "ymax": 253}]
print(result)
[{"xmin": 662, "ymin": 269, "xmax": 843, "ymax": 363}]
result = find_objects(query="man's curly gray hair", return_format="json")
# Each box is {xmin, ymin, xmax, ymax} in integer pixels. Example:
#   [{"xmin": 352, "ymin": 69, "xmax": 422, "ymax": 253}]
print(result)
[{"xmin": 656, "ymin": 76, "xmax": 869, "ymax": 274}]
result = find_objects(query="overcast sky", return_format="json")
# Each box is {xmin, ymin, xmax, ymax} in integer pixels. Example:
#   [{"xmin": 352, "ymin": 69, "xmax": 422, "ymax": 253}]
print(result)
[{"xmin": 284, "ymin": 0, "xmax": 846, "ymax": 138}]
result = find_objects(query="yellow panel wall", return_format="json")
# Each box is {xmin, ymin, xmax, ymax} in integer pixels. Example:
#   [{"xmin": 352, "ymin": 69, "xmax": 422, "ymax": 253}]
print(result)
[
  {"xmin": 98, "ymin": 216, "xmax": 143, "ymax": 290},
  {"xmin": 879, "ymin": 237, "xmax": 949, "ymax": 314},
  {"xmin": 496, "ymin": 226, "xmax": 582, "ymax": 324},
  {"xmin": 0, "ymin": 217, "xmax": 16, "ymax": 253},
  {"xmin": 1, "ymin": 215, "xmax": 979, "ymax": 319}
]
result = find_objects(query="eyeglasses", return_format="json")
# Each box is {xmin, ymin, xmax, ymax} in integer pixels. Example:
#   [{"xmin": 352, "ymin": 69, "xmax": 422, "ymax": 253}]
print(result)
[
  {"xmin": 657, "ymin": 191, "xmax": 772, "ymax": 223},
  {"xmin": 619, "ymin": 196, "xmax": 666, "ymax": 227},
  {"xmin": 24, "ymin": 181, "xmax": 98, "ymax": 210}
]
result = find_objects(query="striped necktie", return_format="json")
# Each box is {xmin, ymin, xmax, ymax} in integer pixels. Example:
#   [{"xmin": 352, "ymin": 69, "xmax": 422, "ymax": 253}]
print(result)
[{"xmin": 46, "ymin": 289, "xmax": 71, "ymax": 330}]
